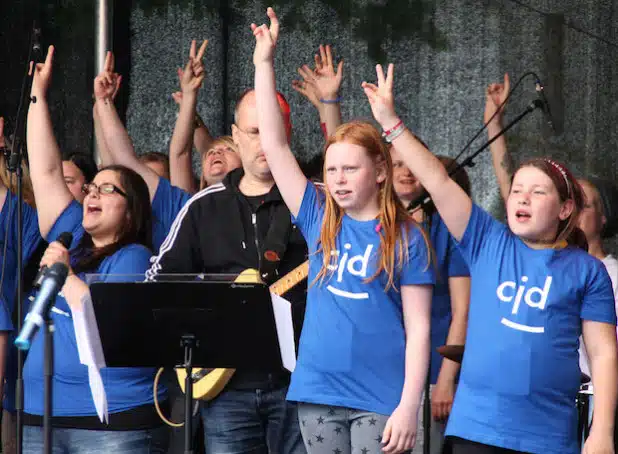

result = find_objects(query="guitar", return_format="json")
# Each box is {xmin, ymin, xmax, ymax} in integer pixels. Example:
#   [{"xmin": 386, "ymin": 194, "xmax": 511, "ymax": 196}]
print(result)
[{"xmin": 175, "ymin": 261, "xmax": 309, "ymax": 400}]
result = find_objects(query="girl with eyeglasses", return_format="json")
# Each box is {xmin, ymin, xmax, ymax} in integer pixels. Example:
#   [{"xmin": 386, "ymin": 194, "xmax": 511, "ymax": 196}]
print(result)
[{"xmin": 22, "ymin": 45, "xmax": 169, "ymax": 453}]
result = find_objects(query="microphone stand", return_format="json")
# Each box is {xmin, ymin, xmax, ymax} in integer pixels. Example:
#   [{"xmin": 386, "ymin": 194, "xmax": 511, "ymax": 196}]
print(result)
[
  {"xmin": 8, "ymin": 24, "xmax": 41, "ymax": 454},
  {"xmin": 43, "ymin": 310, "xmax": 54, "ymax": 454},
  {"xmin": 454, "ymin": 99, "xmax": 544, "ymax": 176},
  {"xmin": 409, "ymin": 99, "xmax": 544, "ymax": 212}
]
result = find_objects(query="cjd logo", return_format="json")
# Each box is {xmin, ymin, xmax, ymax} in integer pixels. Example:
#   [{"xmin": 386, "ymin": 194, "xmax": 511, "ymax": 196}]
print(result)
[
  {"xmin": 326, "ymin": 243, "xmax": 373, "ymax": 299},
  {"xmin": 496, "ymin": 276, "xmax": 552, "ymax": 333}
]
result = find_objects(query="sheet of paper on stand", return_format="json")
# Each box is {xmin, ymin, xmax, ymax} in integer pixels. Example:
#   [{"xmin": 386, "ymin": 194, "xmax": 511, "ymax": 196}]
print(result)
[
  {"xmin": 271, "ymin": 292, "xmax": 296, "ymax": 373},
  {"xmin": 72, "ymin": 292, "xmax": 109, "ymax": 423}
]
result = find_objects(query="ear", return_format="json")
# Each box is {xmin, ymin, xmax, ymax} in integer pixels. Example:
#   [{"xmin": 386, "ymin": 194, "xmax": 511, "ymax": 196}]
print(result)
[
  {"xmin": 231, "ymin": 124, "xmax": 240, "ymax": 146},
  {"xmin": 558, "ymin": 198, "xmax": 575, "ymax": 221},
  {"xmin": 601, "ymin": 213, "xmax": 607, "ymax": 227},
  {"xmin": 375, "ymin": 157, "xmax": 387, "ymax": 185}
]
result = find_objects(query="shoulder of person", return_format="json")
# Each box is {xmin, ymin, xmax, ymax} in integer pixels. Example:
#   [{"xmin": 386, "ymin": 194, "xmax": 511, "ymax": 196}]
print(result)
[
  {"xmin": 602, "ymin": 254, "xmax": 618, "ymax": 270},
  {"xmin": 109, "ymin": 243, "xmax": 153, "ymax": 262},
  {"xmin": 181, "ymin": 181, "xmax": 230, "ymax": 213}
]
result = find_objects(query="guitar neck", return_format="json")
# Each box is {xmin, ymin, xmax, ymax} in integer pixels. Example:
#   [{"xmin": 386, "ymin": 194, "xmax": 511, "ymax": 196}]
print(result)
[{"xmin": 269, "ymin": 261, "xmax": 309, "ymax": 296}]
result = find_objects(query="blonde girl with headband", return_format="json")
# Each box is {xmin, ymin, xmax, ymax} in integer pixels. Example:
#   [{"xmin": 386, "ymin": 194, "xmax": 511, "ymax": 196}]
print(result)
[
  {"xmin": 253, "ymin": 8, "xmax": 434, "ymax": 454},
  {"xmin": 360, "ymin": 62, "xmax": 618, "ymax": 454}
]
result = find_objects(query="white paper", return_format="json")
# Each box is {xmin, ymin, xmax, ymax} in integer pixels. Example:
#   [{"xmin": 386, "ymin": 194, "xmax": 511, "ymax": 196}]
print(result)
[
  {"xmin": 270, "ymin": 293, "xmax": 296, "ymax": 372},
  {"xmin": 72, "ymin": 292, "xmax": 109, "ymax": 423}
]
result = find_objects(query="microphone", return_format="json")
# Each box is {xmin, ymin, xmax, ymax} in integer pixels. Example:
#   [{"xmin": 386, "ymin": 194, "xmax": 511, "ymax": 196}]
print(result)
[
  {"xmin": 535, "ymin": 78, "xmax": 555, "ymax": 132},
  {"xmin": 407, "ymin": 189, "xmax": 431, "ymax": 213},
  {"xmin": 33, "ymin": 232, "xmax": 73, "ymax": 289},
  {"xmin": 15, "ymin": 262, "xmax": 69, "ymax": 351}
]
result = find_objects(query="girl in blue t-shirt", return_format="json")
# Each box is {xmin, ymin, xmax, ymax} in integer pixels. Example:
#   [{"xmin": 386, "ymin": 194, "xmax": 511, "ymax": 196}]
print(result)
[
  {"xmin": 362, "ymin": 63, "xmax": 617, "ymax": 454},
  {"xmin": 23, "ymin": 45, "xmax": 168, "ymax": 453},
  {"xmin": 253, "ymin": 9, "xmax": 434, "ymax": 454}
]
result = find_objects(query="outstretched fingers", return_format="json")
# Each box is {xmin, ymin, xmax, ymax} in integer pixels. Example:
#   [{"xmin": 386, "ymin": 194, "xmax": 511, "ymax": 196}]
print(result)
[
  {"xmin": 266, "ymin": 7, "xmax": 280, "ymax": 44},
  {"xmin": 104, "ymin": 50, "xmax": 113, "ymax": 72},
  {"xmin": 196, "ymin": 39, "xmax": 208, "ymax": 61}
]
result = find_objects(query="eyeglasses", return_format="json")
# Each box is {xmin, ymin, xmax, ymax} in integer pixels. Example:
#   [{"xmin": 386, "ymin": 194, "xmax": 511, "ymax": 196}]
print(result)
[{"xmin": 81, "ymin": 182, "xmax": 127, "ymax": 197}]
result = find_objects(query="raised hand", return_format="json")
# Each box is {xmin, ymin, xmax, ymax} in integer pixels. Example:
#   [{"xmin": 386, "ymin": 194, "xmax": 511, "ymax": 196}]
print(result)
[
  {"xmin": 94, "ymin": 51, "xmax": 122, "ymax": 101},
  {"xmin": 362, "ymin": 63, "xmax": 399, "ymax": 130},
  {"xmin": 292, "ymin": 68, "xmax": 321, "ymax": 109},
  {"xmin": 311, "ymin": 44, "xmax": 343, "ymax": 100},
  {"xmin": 180, "ymin": 39, "xmax": 207, "ymax": 95},
  {"xmin": 293, "ymin": 44, "xmax": 343, "ymax": 107},
  {"xmin": 31, "ymin": 45, "xmax": 55, "ymax": 99},
  {"xmin": 252, "ymin": 7, "xmax": 279, "ymax": 65},
  {"xmin": 484, "ymin": 73, "xmax": 510, "ymax": 125}
]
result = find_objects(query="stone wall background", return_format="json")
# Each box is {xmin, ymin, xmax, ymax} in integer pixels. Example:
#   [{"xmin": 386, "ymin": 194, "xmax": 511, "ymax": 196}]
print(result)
[{"xmin": 2, "ymin": 0, "xmax": 618, "ymax": 247}]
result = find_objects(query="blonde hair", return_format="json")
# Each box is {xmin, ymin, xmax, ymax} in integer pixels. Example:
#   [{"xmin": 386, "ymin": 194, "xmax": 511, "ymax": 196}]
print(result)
[
  {"xmin": 315, "ymin": 121, "xmax": 431, "ymax": 291},
  {"xmin": 200, "ymin": 136, "xmax": 238, "ymax": 190},
  {"xmin": 0, "ymin": 155, "xmax": 35, "ymax": 208}
]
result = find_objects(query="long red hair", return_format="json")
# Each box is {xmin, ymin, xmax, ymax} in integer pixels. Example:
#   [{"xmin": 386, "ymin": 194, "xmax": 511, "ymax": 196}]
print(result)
[{"xmin": 315, "ymin": 121, "xmax": 431, "ymax": 291}]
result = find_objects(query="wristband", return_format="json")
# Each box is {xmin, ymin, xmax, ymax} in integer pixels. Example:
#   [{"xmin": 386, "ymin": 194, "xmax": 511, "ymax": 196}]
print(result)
[
  {"xmin": 382, "ymin": 120, "xmax": 403, "ymax": 136},
  {"xmin": 382, "ymin": 122, "xmax": 405, "ymax": 143},
  {"xmin": 320, "ymin": 96, "xmax": 342, "ymax": 104}
]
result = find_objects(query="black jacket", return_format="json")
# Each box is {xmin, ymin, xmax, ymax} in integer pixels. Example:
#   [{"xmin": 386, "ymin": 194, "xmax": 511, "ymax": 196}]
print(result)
[{"xmin": 148, "ymin": 168, "xmax": 307, "ymax": 388}]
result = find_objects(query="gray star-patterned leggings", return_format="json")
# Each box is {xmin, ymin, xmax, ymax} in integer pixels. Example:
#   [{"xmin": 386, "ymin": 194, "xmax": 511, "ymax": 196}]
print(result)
[{"xmin": 298, "ymin": 403, "xmax": 390, "ymax": 454}]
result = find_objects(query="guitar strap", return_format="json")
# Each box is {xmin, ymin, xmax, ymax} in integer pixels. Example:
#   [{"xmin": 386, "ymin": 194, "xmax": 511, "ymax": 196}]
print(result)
[{"xmin": 258, "ymin": 203, "xmax": 293, "ymax": 285}]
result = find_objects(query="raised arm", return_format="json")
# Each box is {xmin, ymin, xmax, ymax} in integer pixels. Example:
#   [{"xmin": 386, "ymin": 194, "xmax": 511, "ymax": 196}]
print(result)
[
  {"xmin": 363, "ymin": 64, "xmax": 471, "ymax": 241},
  {"xmin": 26, "ymin": 46, "xmax": 73, "ymax": 238},
  {"xmin": 170, "ymin": 97, "xmax": 215, "ymax": 161},
  {"xmin": 292, "ymin": 44, "xmax": 343, "ymax": 138},
  {"xmin": 253, "ymin": 8, "xmax": 307, "ymax": 217},
  {"xmin": 93, "ymin": 52, "xmax": 160, "ymax": 200},
  {"xmin": 93, "ymin": 53, "xmax": 122, "ymax": 168},
  {"xmin": 169, "ymin": 40, "xmax": 207, "ymax": 193},
  {"xmin": 486, "ymin": 74, "xmax": 512, "ymax": 203}
]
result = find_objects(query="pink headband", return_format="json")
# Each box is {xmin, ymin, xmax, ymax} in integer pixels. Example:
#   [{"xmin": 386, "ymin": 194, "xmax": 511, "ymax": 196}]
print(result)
[{"xmin": 544, "ymin": 159, "xmax": 571, "ymax": 196}]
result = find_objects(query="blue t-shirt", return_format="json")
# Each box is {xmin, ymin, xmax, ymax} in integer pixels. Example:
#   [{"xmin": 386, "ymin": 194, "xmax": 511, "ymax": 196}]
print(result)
[
  {"xmin": 0, "ymin": 192, "xmax": 42, "ymax": 331},
  {"xmin": 445, "ymin": 204, "xmax": 617, "ymax": 454},
  {"xmin": 0, "ymin": 192, "xmax": 42, "ymax": 412},
  {"xmin": 23, "ymin": 201, "xmax": 165, "ymax": 416},
  {"xmin": 426, "ymin": 212, "xmax": 469, "ymax": 384},
  {"xmin": 151, "ymin": 177, "xmax": 190, "ymax": 253},
  {"xmin": 287, "ymin": 182, "xmax": 435, "ymax": 416}
]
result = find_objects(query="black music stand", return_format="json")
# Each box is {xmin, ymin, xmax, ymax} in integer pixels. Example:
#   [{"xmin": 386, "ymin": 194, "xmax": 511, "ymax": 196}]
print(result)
[{"xmin": 89, "ymin": 278, "xmax": 284, "ymax": 454}]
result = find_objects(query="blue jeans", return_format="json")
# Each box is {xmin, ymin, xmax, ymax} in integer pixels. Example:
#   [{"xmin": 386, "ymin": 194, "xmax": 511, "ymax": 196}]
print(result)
[
  {"xmin": 200, "ymin": 385, "xmax": 306, "ymax": 454},
  {"xmin": 23, "ymin": 425, "xmax": 169, "ymax": 453}
]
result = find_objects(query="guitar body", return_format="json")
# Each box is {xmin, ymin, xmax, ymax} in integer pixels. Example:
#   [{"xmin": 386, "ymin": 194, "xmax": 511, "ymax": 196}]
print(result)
[{"xmin": 176, "ymin": 264, "xmax": 307, "ymax": 401}]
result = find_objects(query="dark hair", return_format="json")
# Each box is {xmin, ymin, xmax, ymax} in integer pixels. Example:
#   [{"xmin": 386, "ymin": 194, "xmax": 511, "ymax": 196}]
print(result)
[
  {"xmin": 139, "ymin": 151, "xmax": 170, "ymax": 172},
  {"xmin": 517, "ymin": 158, "xmax": 585, "ymax": 247},
  {"xmin": 72, "ymin": 165, "xmax": 153, "ymax": 273},
  {"xmin": 63, "ymin": 152, "xmax": 97, "ymax": 183}
]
